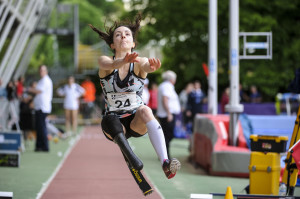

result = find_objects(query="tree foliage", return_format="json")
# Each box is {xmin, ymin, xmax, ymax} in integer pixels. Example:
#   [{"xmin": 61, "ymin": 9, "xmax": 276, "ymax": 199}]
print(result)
[
  {"xmin": 127, "ymin": 0, "xmax": 300, "ymax": 101},
  {"xmin": 29, "ymin": 0, "xmax": 125, "ymax": 71}
]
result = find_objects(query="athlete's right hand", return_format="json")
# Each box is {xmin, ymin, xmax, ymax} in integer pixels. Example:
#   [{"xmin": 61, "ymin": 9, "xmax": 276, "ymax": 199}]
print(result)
[{"xmin": 123, "ymin": 52, "xmax": 139, "ymax": 63}]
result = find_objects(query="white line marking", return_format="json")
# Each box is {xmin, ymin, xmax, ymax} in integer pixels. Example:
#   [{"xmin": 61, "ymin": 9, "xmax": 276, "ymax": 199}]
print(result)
[{"xmin": 36, "ymin": 134, "xmax": 81, "ymax": 199}]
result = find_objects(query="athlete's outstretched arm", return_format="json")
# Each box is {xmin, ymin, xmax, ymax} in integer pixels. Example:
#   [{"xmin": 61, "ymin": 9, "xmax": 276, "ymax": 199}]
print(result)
[
  {"xmin": 98, "ymin": 52, "xmax": 139, "ymax": 70},
  {"xmin": 140, "ymin": 57, "xmax": 161, "ymax": 73}
]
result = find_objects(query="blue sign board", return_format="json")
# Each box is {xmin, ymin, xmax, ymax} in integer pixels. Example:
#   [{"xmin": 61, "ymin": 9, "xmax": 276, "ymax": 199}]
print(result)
[{"xmin": 0, "ymin": 131, "xmax": 22, "ymax": 151}]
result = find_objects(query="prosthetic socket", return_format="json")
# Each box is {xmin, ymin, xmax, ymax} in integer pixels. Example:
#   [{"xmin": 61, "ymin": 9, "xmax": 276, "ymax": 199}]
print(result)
[{"xmin": 101, "ymin": 115, "xmax": 143, "ymax": 170}]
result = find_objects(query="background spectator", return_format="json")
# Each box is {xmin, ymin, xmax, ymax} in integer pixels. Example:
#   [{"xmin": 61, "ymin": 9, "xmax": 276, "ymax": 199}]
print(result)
[
  {"xmin": 19, "ymin": 81, "xmax": 36, "ymax": 138},
  {"xmin": 57, "ymin": 76, "xmax": 85, "ymax": 136},
  {"xmin": 28, "ymin": 65, "xmax": 53, "ymax": 152},
  {"xmin": 221, "ymin": 87, "xmax": 230, "ymax": 114},
  {"xmin": 157, "ymin": 70, "xmax": 181, "ymax": 158},
  {"xmin": 186, "ymin": 80, "xmax": 207, "ymax": 121},
  {"xmin": 0, "ymin": 79, "xmax": 7, "ymax": 98},
  {"xmin": 0, "ymin": 79, "xmax": 7, "ymax": 130},
  {"xmin": 179, "ymin": 82, "xmax": 194, "ymax": 127},
  {"xmin": 148, "ymin": 82, "xmax": 158, "ymax": 115},
  {"xmin": 16, "ymin": 76, "xmax": 25, "ymax": 99},
  {"xmin": 81, "ymin": 76, "xmax": 96, "ymax": 121},
  {"xmin": 250, "ymin": 85, "xmax": 262, "ymax": 103},
  {"xmin": 186, "ymin": 80, "xmax": 206, "ymax": 151},
  {"xmin": 142, "ymin": 78, "xmax": 150, "ymax": 105},
  {"xmin": 239, "ymin": 84, "xmax": 249, "ymax": 102},
  {"xmin": 6, "ymin": 80, "xmax": 20, "ymax": 130}
]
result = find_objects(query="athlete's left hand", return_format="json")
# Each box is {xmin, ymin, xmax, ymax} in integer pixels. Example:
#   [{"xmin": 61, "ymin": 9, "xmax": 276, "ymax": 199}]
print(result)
[{"xmin": 148, "ymin": 58, "xmax": 161, "ymax": 72}]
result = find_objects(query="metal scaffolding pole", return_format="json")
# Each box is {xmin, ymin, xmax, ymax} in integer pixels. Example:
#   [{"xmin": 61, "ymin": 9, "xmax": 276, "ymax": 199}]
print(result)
[
  {"xmin": 0, "ymin": 0, "xmax": 23, "ymax": 51},
  {"xmin": 208, "ymin": 0, "xmax": 218, "ymax": 115},
  {"xmin": 225, "ymin": 0, "xmax": 244, "ymax": 146},
  {"xmin": 0, "ymin": 0, "xmax": 9, "ymax": 18},
  {"xmin": 0, "ymin": 0, "xmax": 35, "ymax": 79},
  {"xmin": 3, "ymin": 0, "xmax": 43, "ymax": 84},
  {"xmin": 0, "ymin": 0, "xmax": 12, "ymax": 31},
  {"xmin": 13, "ymin": 35, "xmax": 42, "ymax": 79}
]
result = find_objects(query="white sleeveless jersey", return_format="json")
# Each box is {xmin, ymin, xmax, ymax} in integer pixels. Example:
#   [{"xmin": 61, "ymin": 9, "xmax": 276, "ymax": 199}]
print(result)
[{"xmin": 100, "ymin": 62, "xmax": 145, "ymax": 117}]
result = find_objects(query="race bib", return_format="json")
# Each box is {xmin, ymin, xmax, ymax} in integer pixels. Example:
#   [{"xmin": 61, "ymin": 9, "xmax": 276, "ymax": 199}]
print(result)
[{"xmin": 107, "ymin": 92, "xmax": 139, "ymax": 112}]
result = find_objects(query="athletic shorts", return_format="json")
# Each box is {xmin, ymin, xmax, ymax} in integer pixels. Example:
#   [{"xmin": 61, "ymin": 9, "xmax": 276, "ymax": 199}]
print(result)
[{"xmin": 102, "ymin": 113, "xmax": 143, "ymax": 141}]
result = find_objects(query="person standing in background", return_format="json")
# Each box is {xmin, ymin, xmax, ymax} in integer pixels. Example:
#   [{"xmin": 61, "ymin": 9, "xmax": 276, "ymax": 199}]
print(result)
[
  {"xmin": 221, "ymin": 87, "xmax": 230, "ymax": 114},
  {"xmin": 28, "ymin": 65, "xmax": 53, "ymax": 152},
  {"xmin": 81, "ymin": 76, "xmax": 96, "ymax": 121},
  {"xmin": 186, "ymin": 80, "xmax": 207, "ymax": 123},
  {"xmin": 6, "ymin": 80, "xmax": 19, "ymax": 130},
  {"xmin": 16, "ymin": 76, "xmax": 25, "ymax": 99},
  {"xmin": 186, "ymin": 80, "xmax": 207, "ymax": 151},
  {"xmin": 157, "ymin": 70, "xmax": 181, "ymax": 158},
  {"xmin": 0, "ymin": 79, "xmax": 7, "ymax": 130},
  {"xmin": 57, "ymin": 76, "xmax": 85, "ymax": 136},
  {"xmin": 142, "ymin": 78, "xmax": 150, "ymax": 105},
  {"xmin": 148, "ymin": 82, "xmax": 158, "ymax": 115},
  {"xmin": 179, "ymin": 82, "xmax": 194, "ymax": 131},
  {"xmin": 0, "ymin": 79, "xmax": 7, "ymax": 98}
]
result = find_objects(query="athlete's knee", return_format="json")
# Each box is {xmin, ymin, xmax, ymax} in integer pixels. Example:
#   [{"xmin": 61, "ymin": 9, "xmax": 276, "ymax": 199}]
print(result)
[
  {"xmin": 137, "ymin": 105, "xmax": 154, "ymax": 121},
  {"xmin": 101, "ymin": 115, "xmax": 123, "ymax": 139}
]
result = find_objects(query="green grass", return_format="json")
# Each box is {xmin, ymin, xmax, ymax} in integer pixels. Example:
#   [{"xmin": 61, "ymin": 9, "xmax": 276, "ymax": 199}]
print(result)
[
  {"xmin": 130, "ymin": 136, "xmax": 249, "ymax": 199},
  {"xmin": 130, "ymin": 136, "xmax": 300, "ymax": 199},
  {"xmin": 0, "ymin": 127, "xmax": 299, "ymax": 199},
  {"xmin": 0, "ymin": 130, "xmax": 80, "ymax": 199}
]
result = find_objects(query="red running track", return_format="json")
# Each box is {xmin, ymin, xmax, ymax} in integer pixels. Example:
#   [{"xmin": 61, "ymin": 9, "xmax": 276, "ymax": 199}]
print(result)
[{"xmin": 41, "ymin": 126, "xmax": 162, "ymax": 199}]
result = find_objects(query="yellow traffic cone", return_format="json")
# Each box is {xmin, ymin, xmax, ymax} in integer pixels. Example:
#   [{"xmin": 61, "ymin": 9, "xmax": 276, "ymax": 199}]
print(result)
[{"xmin": 224, "ymin": 186, "xmax": 233, "ymax": 199}]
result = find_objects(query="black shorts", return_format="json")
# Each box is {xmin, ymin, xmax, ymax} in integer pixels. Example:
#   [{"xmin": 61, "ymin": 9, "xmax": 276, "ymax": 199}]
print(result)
[{"xmin": 103, "ymin": 113, "xmax": 143, "ymax": 141}]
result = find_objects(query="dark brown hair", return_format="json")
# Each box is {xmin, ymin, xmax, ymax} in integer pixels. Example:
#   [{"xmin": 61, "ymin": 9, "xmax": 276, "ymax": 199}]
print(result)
[{"xmin": 89, "ymin": 13, "xmax": 142, "ymax": 49}]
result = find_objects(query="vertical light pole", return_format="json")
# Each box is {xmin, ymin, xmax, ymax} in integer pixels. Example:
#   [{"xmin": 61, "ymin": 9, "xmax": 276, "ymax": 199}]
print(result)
[
  {"xmin": 208, "ymin": 0, "xmax": 218, "ymax": 115},
  {"xmin": 73, "ymin": 4, "xmax": 79, "ymax": 70},
  {"xmin": 225, "ymin": 0, "xmax": 244, "ymax": 146}
]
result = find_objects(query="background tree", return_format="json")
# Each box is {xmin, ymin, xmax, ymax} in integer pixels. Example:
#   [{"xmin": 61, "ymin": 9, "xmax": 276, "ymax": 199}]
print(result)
[
  {"xmin": 126, "ymin": 0, "xmax": 300, "ymax": 102},
  {"xmin": 29, "ymin": 0, "xmax": 126, "ymax": 71}
]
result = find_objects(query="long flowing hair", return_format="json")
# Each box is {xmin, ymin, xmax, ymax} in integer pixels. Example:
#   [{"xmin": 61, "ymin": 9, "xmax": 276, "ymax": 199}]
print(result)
[{"xmin": 89, "ymin": 13, "xmax": 142, "ymax": 49}]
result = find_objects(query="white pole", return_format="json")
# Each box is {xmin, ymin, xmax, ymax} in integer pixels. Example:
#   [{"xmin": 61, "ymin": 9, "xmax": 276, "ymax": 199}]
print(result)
[
  {"xmin": 225, "ymin": 0, "xmax": 244, "ymax": 146},
  {"xmin": 208, "ymin": 0, "xmax": 218, "ymax": 115},
  {"xmin": 73, "ymin": 4, "xmax": 79, "ymax": 70}
]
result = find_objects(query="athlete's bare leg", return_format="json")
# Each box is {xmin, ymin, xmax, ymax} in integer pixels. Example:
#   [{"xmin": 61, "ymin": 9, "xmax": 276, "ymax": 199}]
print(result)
[
  {"xmin": 65, "ymin": 109, "xmax": 71, "ymax": 133},
  {"xmin": 131, "ymin": 105, "xmax": 181, "ymax": 179},
  {"xmin": 71, "ymin": 109, "xmax": 78, "ymax": 133},
  {"xmin": 130, "ymin": 105, "xmax": 154, "ymax": 134}
]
